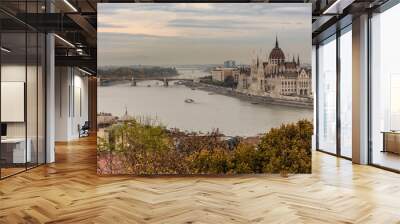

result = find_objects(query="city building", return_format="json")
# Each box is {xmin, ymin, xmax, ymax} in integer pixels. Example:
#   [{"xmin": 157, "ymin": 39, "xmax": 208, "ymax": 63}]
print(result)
[
  {"xmin": 224, "ymin": 60, "xmax": 236, "ymax": 68},
  {"xmin": 1, "ymin": 0, "xmax": 400, "ymax": 223},
  {"xmin": 237, "ymin": 37, "xmax": 312, "ymax": 98},
  {"xmin": 211, "ymin": 67, "xmax": 239, "ymax": 82}
]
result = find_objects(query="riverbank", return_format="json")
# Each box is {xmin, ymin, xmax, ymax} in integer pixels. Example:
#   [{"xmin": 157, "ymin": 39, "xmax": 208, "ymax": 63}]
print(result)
[{"xmin": 184, "ymin": 81, "xmax": 314, "ymax": 109}]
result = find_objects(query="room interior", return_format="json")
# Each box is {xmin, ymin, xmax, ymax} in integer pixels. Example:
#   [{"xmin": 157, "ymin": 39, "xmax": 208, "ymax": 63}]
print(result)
[
  {"xmin": 0, "ymin": 0, "xmax": 398, "ymax": 183},
  {"xmin": 0, "ymin": 0, "xmax": 399, "ymax": 222},
  {"xmin": 0, "ymin": 1, "xmax": 93, "ymax": 178},
  {"xmin": 0, "ymin": 29, "xmax": 46, "ymax": 178}
]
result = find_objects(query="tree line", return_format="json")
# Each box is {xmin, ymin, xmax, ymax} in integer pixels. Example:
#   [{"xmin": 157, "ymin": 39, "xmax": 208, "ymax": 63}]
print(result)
[{"xmin": 98, "ymin": 66, "xmax": 179, "ymax": 79}]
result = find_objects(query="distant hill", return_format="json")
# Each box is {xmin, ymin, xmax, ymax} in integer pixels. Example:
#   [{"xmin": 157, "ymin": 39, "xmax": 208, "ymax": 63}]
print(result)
[{"xmin": 98, "ymin": 66, "xmax": 179, "ymax": 79}]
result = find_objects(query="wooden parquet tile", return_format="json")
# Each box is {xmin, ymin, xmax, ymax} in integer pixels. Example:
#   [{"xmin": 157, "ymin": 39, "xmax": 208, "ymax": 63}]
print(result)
[{"xmin": 1, "ymin": 136, "xmax": 400, "ymax": 224}]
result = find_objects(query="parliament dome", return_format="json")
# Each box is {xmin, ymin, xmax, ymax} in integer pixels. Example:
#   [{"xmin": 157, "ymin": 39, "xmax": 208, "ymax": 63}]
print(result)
[{"xmin": 269, "ymin": 36, "xmax": 285, "ymax": 62}]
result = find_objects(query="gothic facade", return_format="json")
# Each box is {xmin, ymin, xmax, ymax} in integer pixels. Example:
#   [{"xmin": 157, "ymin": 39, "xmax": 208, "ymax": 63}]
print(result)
[{"xmin": 237, "ymin": 37, "xmax": 312, "ymax": 98}]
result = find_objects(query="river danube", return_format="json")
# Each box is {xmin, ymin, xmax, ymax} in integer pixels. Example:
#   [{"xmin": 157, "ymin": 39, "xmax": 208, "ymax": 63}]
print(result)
[{"xmin": 98, "ymin": 68, "xmax": 313, "ymax": 136}]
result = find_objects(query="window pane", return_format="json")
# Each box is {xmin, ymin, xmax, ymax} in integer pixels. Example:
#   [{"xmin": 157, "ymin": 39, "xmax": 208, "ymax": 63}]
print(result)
[
  {"xmin": 38, "ymin": 33, "xmax": 46, "ymax": 165},
  {"xmin": 312, "ymin": 45, "xmax": 317, "ymax": 150},
  {"xmin": 318, "ymin": 36, "xmax": 337, "ymax": 154},
  {"xmin": 371, "ymin": 3, "xmax": 400, "ymax": 171},
  {"xmin": 340, "ymin": 28, "xmax": 352, "ymax": 158},
  {"xmin": 27, "ymin": 31, "xmax": 38, "ymax": 169},
  {"xmin": 0, "ymin": 0, "xmax": 46, "ymax": 179},
  {"xmin": 1, "ymin": 31, "xmax": 27, "ymax": 177}
]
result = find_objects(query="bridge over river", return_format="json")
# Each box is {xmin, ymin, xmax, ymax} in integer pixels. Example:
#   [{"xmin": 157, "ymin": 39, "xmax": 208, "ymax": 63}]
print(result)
[{"xmin": 98, "ymin": 76, "xmax": 196, "ymax": 87}]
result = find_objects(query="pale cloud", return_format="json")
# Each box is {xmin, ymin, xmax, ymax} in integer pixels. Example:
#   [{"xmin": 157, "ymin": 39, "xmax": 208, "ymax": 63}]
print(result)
[
  {"xmin": 175, "ymin": 3, "xmax": 213, "ymax": 10},
  {"xmin": 99, "ymin": 10, "xmax": 179, "ymax": 37},
  {"xmin": 98, "ymin": 3, "xmax": 311, "ymax": 66}
]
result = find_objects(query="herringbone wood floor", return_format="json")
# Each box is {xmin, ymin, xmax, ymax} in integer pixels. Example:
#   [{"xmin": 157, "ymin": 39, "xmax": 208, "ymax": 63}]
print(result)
[{"xmin": 1, "ymin": 136, "xmax": 400, "ymax": 224}]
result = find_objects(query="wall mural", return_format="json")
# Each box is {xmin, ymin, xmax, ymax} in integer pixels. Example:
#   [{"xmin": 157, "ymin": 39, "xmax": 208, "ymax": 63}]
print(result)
[{"xmin": 97, "ymin": 3, "xmax": 313, "ymax": 175}]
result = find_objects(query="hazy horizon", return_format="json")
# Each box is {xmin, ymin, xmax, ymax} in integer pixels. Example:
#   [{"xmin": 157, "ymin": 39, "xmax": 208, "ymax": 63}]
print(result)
[{"xmin": 98, "ymin": 3, "xmax": 311, "ymax": 67}]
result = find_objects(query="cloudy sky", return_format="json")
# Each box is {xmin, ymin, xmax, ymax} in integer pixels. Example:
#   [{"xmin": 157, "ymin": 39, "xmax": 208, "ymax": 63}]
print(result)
[{"xmin": 98, "ymin": 3, "xmax": 311, "ymax": 66}]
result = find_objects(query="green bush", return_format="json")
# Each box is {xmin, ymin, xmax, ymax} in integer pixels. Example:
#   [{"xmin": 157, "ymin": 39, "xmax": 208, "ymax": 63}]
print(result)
[
  {"xmin": 258, "ymin": 119, "xmax": 313, "ymax": 174},
  {"xmin": 97, "ymin": 118, "xmax": 313, "ymax": 175},
  {"xmin": 189, "ymin": 148, "xmax": 232, "ymax": 174},
  {"xmin": 231, "ymin": 143, "xmax": 261, "ymax": 174},
  {"xmin": 101, "ymin": 120, "xmax": 189, "ymax": 174},
  {"xmin": 171, "ymin": 130, "xmax": 227, "ymax": 155}
]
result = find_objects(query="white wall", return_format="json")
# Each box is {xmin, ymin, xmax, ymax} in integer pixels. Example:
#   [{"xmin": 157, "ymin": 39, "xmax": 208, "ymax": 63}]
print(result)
[
  {"xmin": 55, "ymin": 67, "xmax": 89, "ymax": 141},
  {"xmin": 71, "ymin": 72, "xmax": 89, "ymax": 138},
  {"xmin": 1, "ymin": 63, "xmax": 46, "ymax": 164},
  {"xmin": 55, "ymin": 66, "xmax": 69, "ymax": 141},
  {"xmin": 1, "ymin": 82, "xmax": 25, "ymax": 122}
]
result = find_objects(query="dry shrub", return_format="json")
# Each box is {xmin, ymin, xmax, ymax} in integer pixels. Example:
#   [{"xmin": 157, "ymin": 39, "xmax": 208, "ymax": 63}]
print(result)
[
  {"xmin": 97, "ymin": 118, "xmax": 313, "ymax": 175},
  {"xmin": 258, "ymin": 119, "xmax": 313, "ymax": 174}
]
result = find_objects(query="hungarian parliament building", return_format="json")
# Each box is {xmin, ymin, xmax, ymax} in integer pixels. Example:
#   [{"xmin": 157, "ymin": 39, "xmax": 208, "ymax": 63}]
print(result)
[{"xmin": 212, "ymin": 37, "xmax": 312, "ymax": 99}]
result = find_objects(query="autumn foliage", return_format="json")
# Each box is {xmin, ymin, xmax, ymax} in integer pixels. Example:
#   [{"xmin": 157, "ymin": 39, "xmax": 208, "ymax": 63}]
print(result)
[{"xmin": 97, "ymin": 119, "xmax": 312, "ymax": 175}]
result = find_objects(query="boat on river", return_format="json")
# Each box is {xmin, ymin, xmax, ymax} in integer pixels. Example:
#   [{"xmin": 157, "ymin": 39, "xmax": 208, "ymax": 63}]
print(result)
[{"xmin": 184, "ymin": 98, "xmax": 194, "ymax": 103}]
